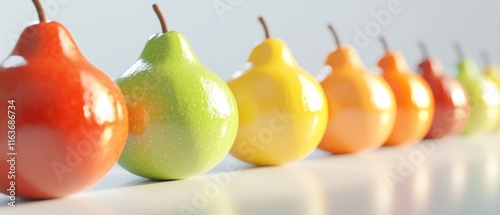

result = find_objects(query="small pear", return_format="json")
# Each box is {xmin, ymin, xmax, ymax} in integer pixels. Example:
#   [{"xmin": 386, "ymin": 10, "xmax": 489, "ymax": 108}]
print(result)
[
  {"xmin": 418, "ymin": 42, "xmax": 469, "ymax": 139},
  {"xmin": 318, "ymin": 25, "xmax": 396, "ymax": 154},
  {"xmin": 454, "ymin": 45, "xmax": 500, "ymax": 134},
  {"xmin": 116, "ymin": 5, "xmax": 238, "ymax": 180},
  {"xmin": 482, "ymin": 51, "xmax": 500, "ymax": 130},
  {"xmin": 377, "ymin": 37, "xmax": 435, "ymax": 145},
  {"xmin": 227, "ymin": 17, "xmax": 328, "ymax": 165}
]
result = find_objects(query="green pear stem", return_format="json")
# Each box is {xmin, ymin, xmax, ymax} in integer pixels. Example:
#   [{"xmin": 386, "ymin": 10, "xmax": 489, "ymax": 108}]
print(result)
[
  {"xmin": 153, "ymin": 4, "xmax": 169, "ymax": 33},
  {"xmin": 327, "ymin": 24, "xmax": 341, "ymax": 48},
  {"xmin": 454, "ymin": 43, "xmax": 465, "ymax": 59},
  {"xmin": 481, "ymin": 50, "xmax": 491, "ymax": 66},
  {"xmin": 419, "ymin": 41, "xmax": 429, "ymax": 59},
  {"xmin": 258, "ymin": 16, "xmax": 270, "ymax": 39},
  {"xmin": 32, "ymin": 0, "xmax": 46, "ymax": 22},
  {"xmin": 380, "ymin": 37, "xmax": 390, "ymax": 54}
]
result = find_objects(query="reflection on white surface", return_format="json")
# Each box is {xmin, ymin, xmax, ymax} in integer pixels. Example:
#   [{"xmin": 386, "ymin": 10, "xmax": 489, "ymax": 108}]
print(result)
[
  {"xmin": 446, "ymin": 144, "xmax": 468, "ymax": 208},
  {"xmin": 459, "ymin": 135, "xmax": 500, "ymax": 214},
  {"xmin": 423, "ymin": 138, "xmax": 468, "ymax": 215},
  {"xmin": 0, "ymin": 134, "xmax": 499, "ymax": 215},
  {"xmin": 484, "ymin": 147, "xmax": 499, "ymax": 197},
  {"xmin": 225, "ymin": 166, "xmax": 328, "ymax": 215},
  {"xmin": 394, "ymin": 162, "xmax": 431, "ymax": 215}
]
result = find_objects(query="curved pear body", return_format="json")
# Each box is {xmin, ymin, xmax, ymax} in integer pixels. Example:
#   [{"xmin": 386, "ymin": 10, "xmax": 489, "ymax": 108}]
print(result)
[
  {"xmin": 485, "ymin": 65, "xmax": 500, "ymax": 130},
  {"xmin": 117, "ymin": 32, "xmax": 238, "ymax": 180},
  {"xmin": 228, "ymin": 39, "xmax": 328, "ymax": 165},
  {"xmin": 457, "ymin": 59, "xmax": 500, "ymax": 134},
  {"xmin": 379, "ymin": 52, "xmax": 435, "ymax": 145},
  {"xmin": 319, "ymin": 46, "xmax": 396, "ymax": 154},
  {"xmin": 0, "ymin": 22, "xmax": 128, "ymax": 199},
  {"xmin": 419, "ymin": 59, "xmax": 469, "ymax": 139}
]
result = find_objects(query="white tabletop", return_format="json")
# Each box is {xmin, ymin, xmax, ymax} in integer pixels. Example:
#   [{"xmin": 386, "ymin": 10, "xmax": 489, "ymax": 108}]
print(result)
[{"xmin": 1, "ymin": 133, "xmax": 499, "ymax": 215}]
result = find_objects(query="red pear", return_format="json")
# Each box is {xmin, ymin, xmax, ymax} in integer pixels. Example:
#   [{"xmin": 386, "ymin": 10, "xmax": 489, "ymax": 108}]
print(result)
[
  {"xmin": 418, "ymin": 43, "xmax": 469, "ymax": 139},
  {"xmin": 0, "ymin": 0, "xmax": 128, "ymax": 199}
]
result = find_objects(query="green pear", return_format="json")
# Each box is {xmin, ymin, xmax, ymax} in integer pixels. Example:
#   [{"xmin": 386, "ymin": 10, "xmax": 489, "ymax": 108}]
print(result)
[
  {"xmin": 116, "ymin": 4, "xmax": 238, "ymax": 180},
  {"xmin": 456, "ymin": 58, "xmax": 500, "ymax": 134}
]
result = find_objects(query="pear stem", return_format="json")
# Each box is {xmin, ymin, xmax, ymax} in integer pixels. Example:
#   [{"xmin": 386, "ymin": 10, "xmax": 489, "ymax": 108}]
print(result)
[
  {"xmin": 327, "ymin": 24, "xmax": 341, "ymax": 48},
  {"xmin": 419, "ymin": 41, "xmax": 429, "ymax": 59},
  {"xmin": 32, "ymin": 0, "xmax": 46, "ymax": 22},
  {"xmin": 258, "ymin": 16, "xmax": 270, "ymax": 39},
  {"xmin": 380, "ymin": 37, "xmax": 390, "ymax": 54},
  {"xmin": 454, "ymin": 43, "xmax": 465, "ymax": 59},
  {"xmin": 481, "ymin": 50, "xmax": 491, "ymax": 66},
  {"xmin": 153, "ymin": 4, "xmax": 169, "ymax": 33}
]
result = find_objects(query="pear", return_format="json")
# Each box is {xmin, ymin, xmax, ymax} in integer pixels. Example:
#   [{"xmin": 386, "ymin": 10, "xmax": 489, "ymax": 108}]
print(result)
[
  {"xmin": 0, "ymin": 0, "xmax": 128, "ymax": 199},
  {"xmin": 418, "ymin": 42, "xmax": 469, "ymax": 139},
  {"xmin": 482, "ymin": 51, "xmax": 500, "ymax": 130},
  {"xmin": 377, "ymin": 37, "xmax": 435, "ymax": 145},
  {"xmin": 318, "ymin": 25, "xmax": 396, "ymax": 154},
  {"xmin": 227, "ymin": 17, "xmax": 328, "ymax": 166},
  {"xmin": 454, "ymin": 45, "xmax": 500, "ymax": 134},
  {"xmin": 116, "ymin": 5, "xmax": 238, "ymax": 180}
]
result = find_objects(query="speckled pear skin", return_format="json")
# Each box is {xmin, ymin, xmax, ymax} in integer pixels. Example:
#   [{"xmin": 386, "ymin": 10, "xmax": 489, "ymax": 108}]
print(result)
[{"xmin": 116, "ymin": 31, "xmax": 238, "ymax": 180}]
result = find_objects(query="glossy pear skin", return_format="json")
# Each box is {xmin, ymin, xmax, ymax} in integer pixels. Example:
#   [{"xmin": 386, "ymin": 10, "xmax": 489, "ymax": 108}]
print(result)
[
  {"xmin": 457, "ymin": 59, "xmax": 500, "ymax": 134},
  {"xmin": 319, "ymin": 46, "xmax": 396, "ymax": 154},
  {"xmin": 378, "ymin": 52, "xmax": 435, "ymax": 145},
  {"xmin": 227, "ymin": 38, "xmax": 328, "ymax": 165},
  {"xmin": 117, "ymin": 32, "xmax": 238, "ymax": 180},
  {"xmin": 485, "ymin": 64, "xmax": 500, "ymax": 130},
  {"xmin": 0, "ymin": 22, "xmax": 128, "ymax": 199},
  {"xmin": 419, "ymin": 58, "xmax": 469, "ymax": 139}
]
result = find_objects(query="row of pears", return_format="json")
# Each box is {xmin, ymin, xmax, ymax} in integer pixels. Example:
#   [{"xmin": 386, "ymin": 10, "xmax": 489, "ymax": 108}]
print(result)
[{"xmin": 0, "ymin": 1, "xmax": 499, "ymax": 200}]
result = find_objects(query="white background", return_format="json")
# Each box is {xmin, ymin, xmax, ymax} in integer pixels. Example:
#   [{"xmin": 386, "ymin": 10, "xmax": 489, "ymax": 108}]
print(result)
[{"xmin": 1, "ymin": 0, "xmax": 499, "ymax": 80}]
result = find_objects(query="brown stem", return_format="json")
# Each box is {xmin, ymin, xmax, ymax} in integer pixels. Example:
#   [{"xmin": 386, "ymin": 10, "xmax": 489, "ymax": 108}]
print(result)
[
  {"xmin": 419, "ymin": 41, "xmax": 429, "ymax": 59},
  {"xmin": 380, "ymin": 37, "xmax": 389, "ymax": 54},
  {"xmin": 32, "ymin": 0, "xmax": 46, "ymax": 22},
  {"xmin": 258, "ymin": 16, "xmax": 270, "ymax": 39},
  {"xmin": 153, "ymin": 4, "xmax": 168, "ymax": 33},
  {"xmin": 454, "ymin": 43, "xmax": 465, "ymax": 59},
  {"xmin": 327, "ymin": 24, "xmax": 341, "ymax": 48}
]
